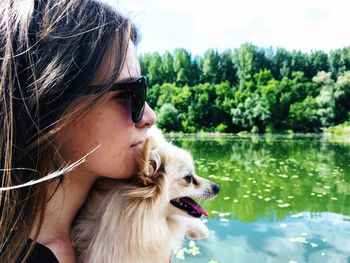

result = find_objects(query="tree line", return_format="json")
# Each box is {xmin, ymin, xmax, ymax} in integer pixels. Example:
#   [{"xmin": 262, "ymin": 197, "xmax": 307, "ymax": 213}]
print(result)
[{"xmin": 140, "ymin": 43, "xmax": 350, "ymax": 133}]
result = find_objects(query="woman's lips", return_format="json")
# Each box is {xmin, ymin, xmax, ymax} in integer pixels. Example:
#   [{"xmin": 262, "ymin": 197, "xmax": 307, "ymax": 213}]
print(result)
[{"xmin": 131, "ymin": 140, "xmax": 143, "ymax": 147}]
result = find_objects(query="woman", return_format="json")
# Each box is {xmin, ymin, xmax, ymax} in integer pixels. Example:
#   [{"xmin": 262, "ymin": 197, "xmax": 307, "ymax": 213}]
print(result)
[{"xmin": 0, "ymin": 0, "xmax": 157, "ymax": 262}]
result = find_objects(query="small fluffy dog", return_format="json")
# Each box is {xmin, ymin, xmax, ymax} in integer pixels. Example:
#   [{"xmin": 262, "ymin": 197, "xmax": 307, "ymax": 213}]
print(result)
[{"xmin": 72, "ymin": 130, "xmax": 220, "ymax": 263}]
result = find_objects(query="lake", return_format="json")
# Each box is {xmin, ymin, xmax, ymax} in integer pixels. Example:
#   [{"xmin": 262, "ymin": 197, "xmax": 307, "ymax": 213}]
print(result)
[{"xmin": 168, "ymin": 133, "xmax": 350, "ymax": 263}]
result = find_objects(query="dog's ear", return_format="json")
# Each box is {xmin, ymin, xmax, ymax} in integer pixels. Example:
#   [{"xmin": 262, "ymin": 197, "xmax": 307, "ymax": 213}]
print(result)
[
  {"xmin": 137, "ymin": 137, "xmax": 163, "ymax": 186},
  {"xmin": 148, "ymin": 151, "xmax": 161, "ymax": 176}
]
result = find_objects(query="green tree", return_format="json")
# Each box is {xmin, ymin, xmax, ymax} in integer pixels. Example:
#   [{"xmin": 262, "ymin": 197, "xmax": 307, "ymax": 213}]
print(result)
[
  {"xmin": 233, "ymin": 43, "xmax": 269, "ymax": 90},
  {"xmin": 231, "ymin": 94, "xmax": 271, "ymax": 132},
  {"xmin": 287, "ymin": 96, "xmax": 320, "ymax": 132},
  {"xmin": 219, "ymin": 50, "xmax": 237, "ymax": 86},
  {"xmin": 190, "ymin": 55, "xmax": 202, "ymax": 86},
  {"xmin": 213, "ymin": 81, "xmax": 236, "ymax": 131},
  {"xmin": 184, "ymin": 83, "xmax": 233, "ymax": 131},
  {"xmin": 139, "ymin": 53, "xmax": 152, "ymax": 77},
  {"xmin": 173, "ymin": 48, "xmax": 192, "ymax": 86},
  {"xmin": 334, "ymin": 71, "xmax": 350, "ymax": 122},
  {"xmin": 170, "ymin": 85, "xmax": 192, "ymax": 114},
  {"xmin": 270, "ymin": 48, "xmax": 292, "ymax": 79},
  {"xmin": 268, "ymin": 71, "xmax": 318, "ymax": 130},
  {"xmin": 147, "ymin": 84, "xmax": 161, "ymax": 110},
  {"xmin": 187, "ymin": 84, "xmax": 216, "ymax": 130},
  {"xmin": 202, "ymin": 48, "xmax": 220, "ymax": 84},
  {"xmin": 313, "ymin": 71, "xmax": 336, "ymax": 127},
  {"xmin": 148, "ymin": 52, "xmax": 164, "ymax": 85},
  {"xmin": 157, "ymin": 103, "xmax": 182, "ymax": 131},
  {"xmin": 307, "ymin": 50, "xmax": 329, "ymax": 79},
  {"xmin": 328, "ymin": 47, "xmax": 350, "ymax": 79},
  {"xmin": 254, "ymin": 69, "xmax": 278, "ymax": 131},
  {"xmin": 234, "ymin": 43, "xmax": 255, "ymax": 89},
  {"xmin": 141, "ymin": 45, "xmax": 350, "ymax": 133},
  {"xmin": 290, "ymin": 50, "xmax": 309, "ymax": 77},
  {"xmin": 162, "ymin": 51, "xmax": 175, "ymax": 83},
  {"xmin": 156, "ymin": 83, "xmax": 179, "ymax": 110}
]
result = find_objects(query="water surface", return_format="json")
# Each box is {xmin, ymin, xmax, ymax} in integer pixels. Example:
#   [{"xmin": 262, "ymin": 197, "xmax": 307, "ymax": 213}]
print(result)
[{"xmin": 169, "ymin": 134, "xmax": 350, "ymax": 263}]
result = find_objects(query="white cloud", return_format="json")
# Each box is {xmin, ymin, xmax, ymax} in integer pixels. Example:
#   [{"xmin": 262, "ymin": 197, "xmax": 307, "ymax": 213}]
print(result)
[{"xmin": 115, "ymin": 0, "xmax": 350, "ymax": 54}]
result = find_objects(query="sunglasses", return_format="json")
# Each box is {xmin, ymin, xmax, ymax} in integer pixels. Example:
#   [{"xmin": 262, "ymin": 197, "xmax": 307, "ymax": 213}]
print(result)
[{"xmin": 89, "ymin": 76, "xmax": 148, "ymax": 123}]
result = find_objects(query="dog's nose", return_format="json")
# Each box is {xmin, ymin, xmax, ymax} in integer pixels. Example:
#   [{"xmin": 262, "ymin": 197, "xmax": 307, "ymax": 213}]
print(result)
[{"xmin": 211, "ymin": 183, "xmax": 220, "ymax": 195}]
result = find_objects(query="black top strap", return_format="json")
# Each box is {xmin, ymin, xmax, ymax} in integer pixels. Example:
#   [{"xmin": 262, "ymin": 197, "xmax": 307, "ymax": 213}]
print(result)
[{"xmin": 17, "ymin": 240, "xmax": 59, "ymax": 263}]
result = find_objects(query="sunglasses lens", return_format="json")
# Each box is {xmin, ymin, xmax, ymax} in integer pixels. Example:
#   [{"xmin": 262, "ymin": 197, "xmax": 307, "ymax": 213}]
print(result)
[
  {"xmin": 88, "ymin": 76, "xmax": 148, "ymax": 123},
  {"xmin": 131, "ymin": 77, "xmax": 147, "ymax": 122}
]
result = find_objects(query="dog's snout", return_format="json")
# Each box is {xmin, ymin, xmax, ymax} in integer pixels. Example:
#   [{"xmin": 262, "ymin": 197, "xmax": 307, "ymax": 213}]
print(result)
[{"xmin": 211, "ymin": 183, "xmax": 220, "ymax": 195}]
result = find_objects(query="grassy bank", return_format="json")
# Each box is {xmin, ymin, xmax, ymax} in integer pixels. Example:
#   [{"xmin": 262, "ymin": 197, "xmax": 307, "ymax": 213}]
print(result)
[{"xmin": 325, "ymin": 122, "xmax": 350, "ymax": 135}]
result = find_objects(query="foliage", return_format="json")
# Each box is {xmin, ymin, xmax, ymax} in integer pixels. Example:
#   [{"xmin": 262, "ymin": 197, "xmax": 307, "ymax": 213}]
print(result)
[
  {"xmin": 156, "ymin": 103, "xmax": 182, "ymax": 131},
  {"xmin": 324, "ymin": 121, "xmax": 350, "ymax": 134},
  {"xmin": 231, "ymin": 94, "xmax": 270, "ymax": 132},
  {"xmin": 313, "ymin": 71, "xmax": 336, "ymax": 127},
  {"xmin": 139, "ymin": 44, "xmax": 350, "ymax": 133},
  {"xmin": 287, "ymin": 96, "xmax": 320, "ymax": 132}
]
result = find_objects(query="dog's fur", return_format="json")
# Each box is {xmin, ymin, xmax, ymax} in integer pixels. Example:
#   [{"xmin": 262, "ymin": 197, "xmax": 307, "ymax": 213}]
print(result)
[{"xmin": 72, "ymin": 131, "xmax": 219, "ymax": 263}]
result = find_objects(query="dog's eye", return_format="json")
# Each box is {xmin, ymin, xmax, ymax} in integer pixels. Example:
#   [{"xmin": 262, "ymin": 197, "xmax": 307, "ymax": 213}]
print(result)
[{"xmin": 183, "ymin": 173, "xmax": 193, "ymax": 184}]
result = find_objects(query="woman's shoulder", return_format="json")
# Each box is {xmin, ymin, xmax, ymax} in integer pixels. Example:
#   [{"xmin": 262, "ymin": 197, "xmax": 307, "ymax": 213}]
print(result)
[{"xmin": 17, "ymin": 239, "xmax": 59, "ymax": 263}]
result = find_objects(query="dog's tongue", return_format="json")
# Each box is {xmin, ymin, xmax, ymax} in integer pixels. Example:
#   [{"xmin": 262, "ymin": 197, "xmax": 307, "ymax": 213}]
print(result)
[{"xmin": 182, "ymin": 197, "xmax": 208, "ymax": 218}]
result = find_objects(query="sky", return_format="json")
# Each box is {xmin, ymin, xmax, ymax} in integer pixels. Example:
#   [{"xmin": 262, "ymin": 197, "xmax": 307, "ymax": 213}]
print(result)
[{"xmin": 109, "ymin": 0, "xmax": 350, "ymax": 55}]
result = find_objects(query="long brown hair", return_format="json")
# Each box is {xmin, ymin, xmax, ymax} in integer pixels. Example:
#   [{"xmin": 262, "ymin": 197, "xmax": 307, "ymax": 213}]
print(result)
[{"xmin": 0, "ymin": 0, "xmax": 139, "ymax": 261}]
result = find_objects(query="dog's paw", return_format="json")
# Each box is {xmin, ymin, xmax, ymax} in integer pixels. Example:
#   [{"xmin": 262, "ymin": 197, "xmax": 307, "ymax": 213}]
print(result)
[{"xmin": 186, "ymin": 220, "xmax": 209, "ymax": 240}]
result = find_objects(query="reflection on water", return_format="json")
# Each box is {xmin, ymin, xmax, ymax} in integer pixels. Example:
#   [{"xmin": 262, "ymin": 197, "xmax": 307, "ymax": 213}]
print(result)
[{"xmin": 169, "ymin": 134, "xmax": 350, "ymax": 263}]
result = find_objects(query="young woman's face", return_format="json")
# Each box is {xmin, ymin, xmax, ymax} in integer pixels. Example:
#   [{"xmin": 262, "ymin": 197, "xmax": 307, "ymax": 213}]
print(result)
[{"xmin": 56, "ymin": 41, "xmax": 157, "ymax": 180}]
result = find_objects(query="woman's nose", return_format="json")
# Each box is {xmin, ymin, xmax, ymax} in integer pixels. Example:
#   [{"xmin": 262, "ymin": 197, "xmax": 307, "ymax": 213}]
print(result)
[{"xmin": 136, "ymin": 102, "xmax": 157, "ymax": 128}]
